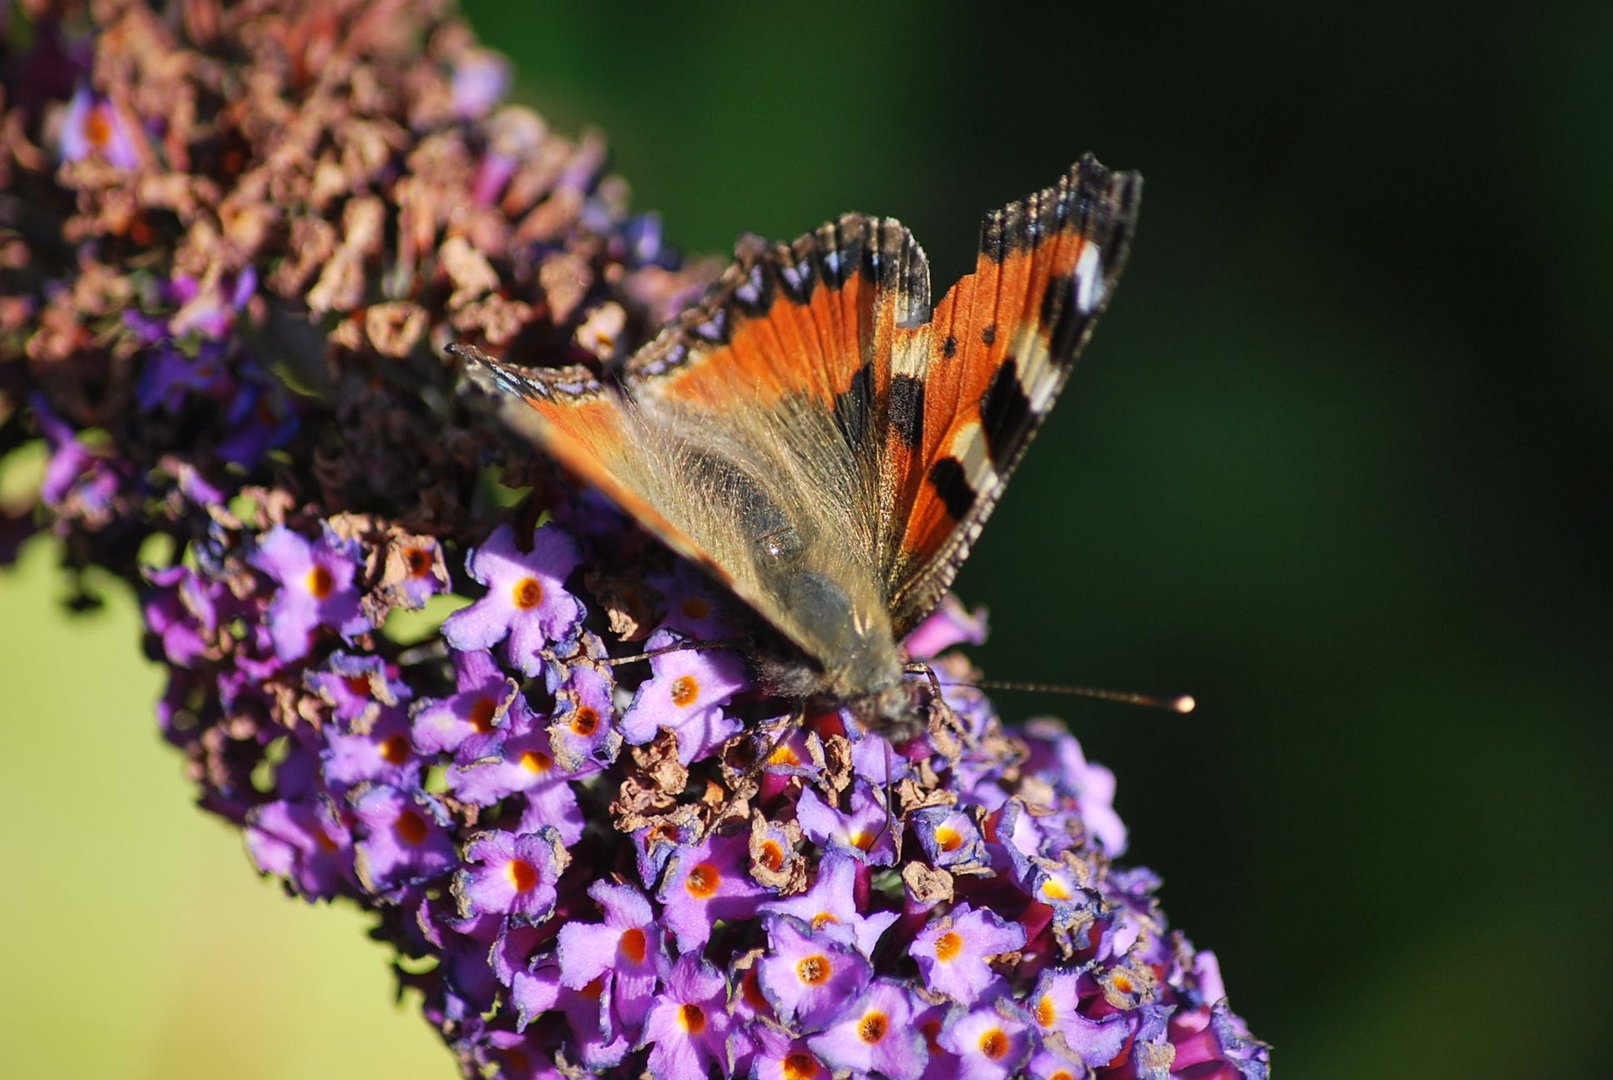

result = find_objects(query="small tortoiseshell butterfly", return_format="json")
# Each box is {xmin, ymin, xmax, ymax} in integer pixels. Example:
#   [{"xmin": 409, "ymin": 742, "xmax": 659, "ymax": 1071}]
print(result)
[{"xmin": 454, "ymin": 155, "xmax": 1139, "ymax": 733}]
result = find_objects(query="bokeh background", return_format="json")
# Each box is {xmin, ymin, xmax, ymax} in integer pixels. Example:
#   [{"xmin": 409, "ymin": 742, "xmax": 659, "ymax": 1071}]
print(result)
[{"xmin": 3, "ymin": 3, "xmax": 1608, "ymax": 1076}]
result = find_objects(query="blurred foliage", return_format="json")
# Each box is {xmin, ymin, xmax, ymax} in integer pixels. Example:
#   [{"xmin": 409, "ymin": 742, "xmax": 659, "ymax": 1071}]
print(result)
[{"xmin": 3, "ymin": 2, "xmax": 1608, "ymax": 1076}]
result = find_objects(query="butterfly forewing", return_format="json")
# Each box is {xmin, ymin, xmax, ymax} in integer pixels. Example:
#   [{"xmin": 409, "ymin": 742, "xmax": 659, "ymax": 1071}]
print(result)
[{"xmin": 882, "ymin": 156, "xmax": 1140, "ymax": 634}]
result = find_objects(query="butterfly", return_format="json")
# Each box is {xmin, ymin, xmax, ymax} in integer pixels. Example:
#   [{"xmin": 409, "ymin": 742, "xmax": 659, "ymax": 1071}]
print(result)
[{"xmin": 453, "ymin": 155, "xmax": 1139, "ymax": 735}]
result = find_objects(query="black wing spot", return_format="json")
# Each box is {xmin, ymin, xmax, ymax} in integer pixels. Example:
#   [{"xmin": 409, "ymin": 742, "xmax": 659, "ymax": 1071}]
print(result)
[
  {"xmin": 980, "ymin": 323, "xmax": 997, "ymax": 346},
  {"xmin": 834, "ymin": 362, "xmax": 876, "ymax": 446},
  {"xmin": 980, "ymin": 359, "xmax": 1032, "ymax": 467},
  {"xmin": 927, "ymin": 457, "xmax": 976, "ymax": 522},
  {"xmin": 941, "ymin": 334, "xmax": 958, "ymax": 359},
  {"xmin": 889, "ymin": 374, "xmax": 925, "ymax": 449}
]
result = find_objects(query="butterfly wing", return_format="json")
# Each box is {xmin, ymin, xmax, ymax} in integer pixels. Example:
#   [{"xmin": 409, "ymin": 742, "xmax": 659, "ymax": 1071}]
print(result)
[{"xmin": 880, "ymin": 155, "xmax": 1140, "ymax": 635}]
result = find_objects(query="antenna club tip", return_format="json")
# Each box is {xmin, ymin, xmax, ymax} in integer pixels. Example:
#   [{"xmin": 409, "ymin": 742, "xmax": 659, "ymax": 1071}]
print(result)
[{"xmin": 1173, "ymin": 695, "xmax": 1197, "ymax": 714}]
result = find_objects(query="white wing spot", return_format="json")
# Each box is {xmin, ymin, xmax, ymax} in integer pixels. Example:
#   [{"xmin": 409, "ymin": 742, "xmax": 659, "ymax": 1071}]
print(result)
[{"xmin": 1075, "ymin": 243, "xmax": 1104, "ymax": 315}]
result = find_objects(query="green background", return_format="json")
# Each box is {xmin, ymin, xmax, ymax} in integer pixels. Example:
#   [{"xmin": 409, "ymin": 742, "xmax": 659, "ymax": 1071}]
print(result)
[{"xmin": 3, "ymin": 3, "xmax": 1609, "ymax": 1076}]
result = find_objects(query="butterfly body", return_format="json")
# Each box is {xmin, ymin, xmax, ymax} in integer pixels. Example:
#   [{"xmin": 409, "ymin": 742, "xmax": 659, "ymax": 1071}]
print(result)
[{"xmin": 456, "ymin": 156, "xmax": 1139, "ymax": 734}]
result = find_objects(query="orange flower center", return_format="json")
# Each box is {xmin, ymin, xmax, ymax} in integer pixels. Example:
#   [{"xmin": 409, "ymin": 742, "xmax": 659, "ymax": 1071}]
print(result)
[
  {"xmin": 404, "ymin": 546, "xmax": 432, "ymax": 577},
  {"xmin": 344, "ymin": 675, "xmax": 371, "ymax": 697},
  {"xmin": 920, "ymin": 1018, "xmax": 942, "ymax": 1053},
  {"xmin": 781, "ymin": 1052, "xmax": 821, "ymax": 1080},
  {"xmin": 935, "ymin": 824, "xmax": 965, "ymax": 852},
  {"xmin": 1042, "ymin": 878, "xmax": 1072, "ymax": 901},
  {"xmin": 570, "ymin": 706, "xmax": 599, "ymax": 736},
  {"xmin": 796, "ymin": 954, "xmax": 831, "ymax": 986},
  {"xmin": 680, "ymin": 597, "xmax": 710, "ymax": 620},
  {"xmin": 759, "ymin": 839, "xmax": 785, "ymax": 871},
  {"xmin": 684, "ymin": 862, "xmax": 720, "ymax": 898},
  {"xmin": 850, "ymin": 829, "xmax": 876, "ymax": 852},
  {"xmin": 669, "ymin": 675, "xmax": 699, "ymax": 708},
  {"xmin": 87, "ymin": 104, "xmax": 119, "ymax": 150},
  {"xmin": 305, "ymin": 564, "xmax": 334, "ymax": 599},
  {"xmin": 506, "ymin": 858, "xmax": 538, "ymax": 893},
  {"xmin": 379, "ymin": 733, "xmax": 411, "ymax": 765},
  {"xmin": 679, "ymin": 1003, "xmax": 706, "ymax": 1034},
  {"xmin": 934, "ymin": 931, "xmax": 963, "ymax": 962},
  {"xmin": 1035, "ymin": 994, "xmax": 1057, "ymax": 1027},
  {"xmin": 518, "ymin": 749, "xmax": 552, "ymax": 774},
  {"xmin": 978, "ymin": 1027, "xmax": 1010, "ymax": 1060},
  {"xmin": 618, "ymin": 927, "xmax": 647, "ymax": 964},
  {"xmin": 394, "ymin": 808, "xmax": 429, "ymax": 846},
  {"xmin": 810, "ymin": 912, "xmax": 839, "ymax": 931},
  {"xmin": 858, "ymin": 1011, "xmax": 889, "ymax": 1044},
  {"xmin": 511, "ymin": 577, "xmax": 543, "ymax": 610},
  {"xmin": 468, "ymin": 696, "xmax": 497, "ymax": 734},
  {"xmin": 740, "ymin": 968, "xmax": 768, "ymax": 1010}
]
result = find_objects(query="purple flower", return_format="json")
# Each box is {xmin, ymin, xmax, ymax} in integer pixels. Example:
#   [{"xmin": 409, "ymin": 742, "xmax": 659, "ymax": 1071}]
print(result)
[
  {"xmin": 323, "ymin": 707, "xmax": 420, "ymax": 791},
  {"xmin": 938, "ymin": 999, "xmax": 1033, "ymax": 1080},
  {"xmin": 758, "ymin": 850, "xmax": 897, "ymax": 958},
  {"xmin": 349, "ymin": 786, "xmax": 457, "ymax": 895},
  {"xmin": 757, "ymin": 915, "xmax": 873, "ymax": 1028},
  {"xmin": 796, "ymin": 780, "xmax": 898, "ymax": 866},
  {"xmin": 58, "ymin": 83, "xmax": 139, "ymax": 166},
  {"xmin": 411, "ymin": 649, "xmax": 521, "ymax": 758},
  {"xmin": 556, "ymin": 881, "xmax": 663, "ymax": 1031},
  {"xmin": 903, "ymin": 593, "xmax": 988, "ymax": 660},
  {"xmin": 654, "ymin": 831, "xmax": 770, "ymax": 953},
  {"xmin": 454, "ymin": 828, "xmax": 568, "ymax": 925},
  {"xmin": 448, "ymin": 726, "xmax": 590, "ymax": 844},
  {"xmin": 1028, "ymin": 968, "xmax": 1129, "ymax": 1070},
  {"xmin": 249, "ymin": 525, "xmax": 370, "ymax": 661},
  {"xmin": 620, "ymin": 629, "xmax": 749, "ymax": 763},
  {"xmin": 807, "ymin": 978, "xmax": 928, "ymax": 1080},
  {"xmin": 912, "ymin": 806, "xmax": 988, "ymax": 871},
  {"xmin": 443, "ymin": 524, "xmax": 585, "ymax": 675},
  {"xmin": 244, "ymin": 797, "xmax": 354, "ymax": 900},
  {"xmin": 910, "ymin": 904, "xmax": 1028, "ymax": 1005},
  {"xmin": 640, "ymin": 955, "xmax": 731, "ymax": 1080}
]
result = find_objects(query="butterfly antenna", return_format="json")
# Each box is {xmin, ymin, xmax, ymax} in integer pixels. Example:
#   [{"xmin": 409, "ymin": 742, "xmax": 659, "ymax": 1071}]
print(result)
[{"xmin": 947, "ymin": 678, "xmax": 1196, "ymax": 714}]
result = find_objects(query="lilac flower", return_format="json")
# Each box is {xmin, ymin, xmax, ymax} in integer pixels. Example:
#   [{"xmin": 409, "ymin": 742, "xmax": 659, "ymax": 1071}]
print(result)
[
  {"xmin": 450, "ymin": 726, "xmax": 590, "ymax": 845},
  {"xmin": 244, "ymin": 797, "xmax": 354, "ymax": 901},
  {"xmin": 1028, "ymin": 968, "xmax": 1130, "ymax": 1070},
  {"xmin": 654, "ymin": 831, "xmax": 769, "ymax": 953},
  {"xmin": 758, "ymin": 850, "xmax": 897, "ymax": 958},
  {"xmin": 305, "ymin": 651, "xmax": 409, "ymax": 724},
  {"xmin": 911, "ymin": 806, "xmax": 989, "ymax": 871},
  {"xmin": 323, "ymin": 707, "xmax": 420, "ymax": 791},
  {"xmin": 796, "ymin": 780, "xmax": 899, "ymax": 866},
  {"xmin": 411, "ymin": 649, "xmax": 521, "ymax": 758},
  {"xmin": 443, "ymin": 524, "xmax": 585, "ymax": 675},
  {"xmin": 807, "ymin": 979, "xmax": 928, "ymax": 1080},
  {"xmin": 937, "ymin": 999, "xmax": 1033, "ymax": 1080},
  {"xmin": 58, "ymin": 83, "xmax": 139, "ymax": 166},
  {"xmin": 620, "ymin": 629, "xmax": 749, "ymax": 763},
  {"xmin": 903, "ymin": 593, "xmax": 988, "ymax": 660},
  {"xmin": 557, "ymin": 882, "xmax": 663, "ymax": 1031},
  {"xmin": 454, "ymin": 828, "xmax": 568, "ymax": 925},
  {"xmin": 757, "ymin": 916, "xmax": 873, "ymax": 1028},
  {"xmin": 249, "ymin": 525, "xmax": 370, "ymax": 661},
  {"xmin": 910, "ymin": 903, "xmax": 1028, "ymax": 1005},
  {"xmin": 350, "ymin": 786, "xmax": 457, "ymax": 895},
  {"xmin": 640, "ymin": 955, "xmax": 732, "ymax": 1080}
]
